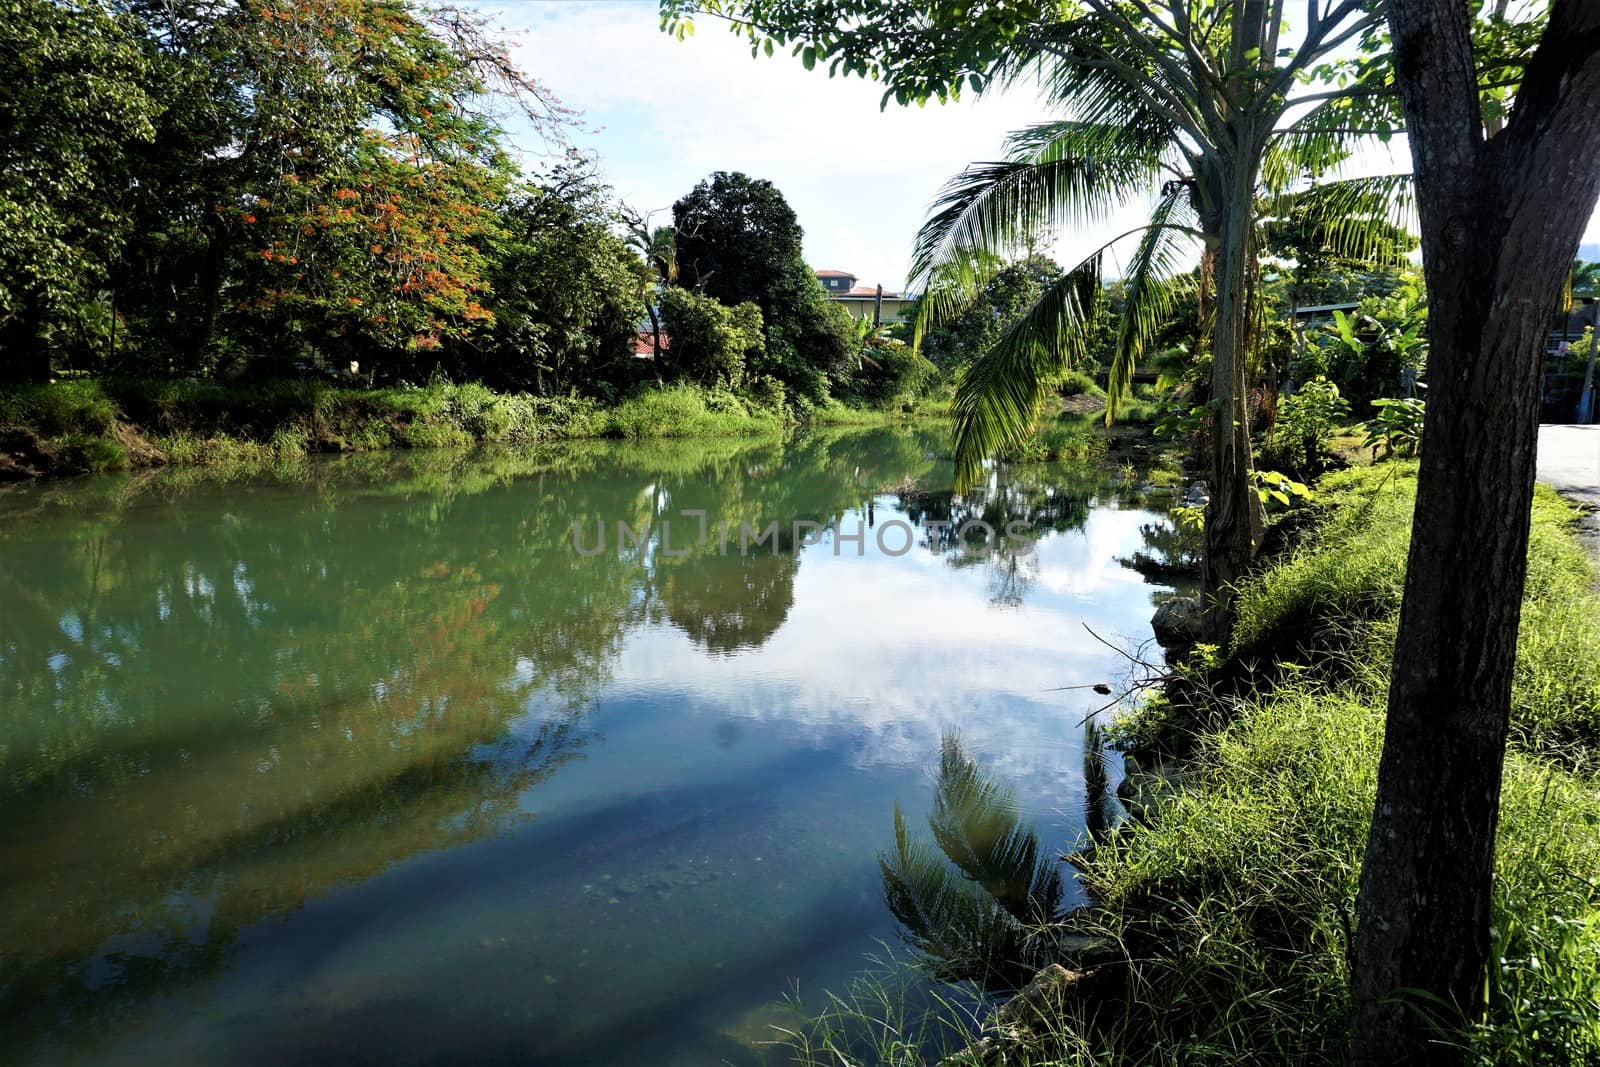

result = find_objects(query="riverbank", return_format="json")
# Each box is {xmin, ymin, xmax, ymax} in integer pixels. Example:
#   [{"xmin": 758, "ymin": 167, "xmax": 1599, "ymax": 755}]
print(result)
[
  {"xmin": 1035, "ymin": 464, "xmax": 1600, "ymax": 1065},
  {"xmin": 0, "ymin": 378, "xmax": 945, "ymax": 482}
]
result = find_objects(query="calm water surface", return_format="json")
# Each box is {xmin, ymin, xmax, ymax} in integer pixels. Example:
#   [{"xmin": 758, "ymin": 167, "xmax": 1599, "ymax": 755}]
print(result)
[{"xmin": 0, "ymin": 427, "xmax": 1183, "ymax": 1066}]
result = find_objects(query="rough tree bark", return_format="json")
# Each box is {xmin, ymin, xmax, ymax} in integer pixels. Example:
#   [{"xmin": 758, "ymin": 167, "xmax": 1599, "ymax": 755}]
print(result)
[{"xmin": 1349, "ymin": 2, "xmax": 1600, "ymax": 1062}]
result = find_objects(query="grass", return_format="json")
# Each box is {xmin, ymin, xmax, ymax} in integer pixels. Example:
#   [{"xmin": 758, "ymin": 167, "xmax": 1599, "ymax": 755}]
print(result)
[
  {"xmin": 783, "ymin": 459, "xmax": 1600, "ymax": 1067},
  {"xmin": 599, "ymin": 383, "xmax": 784, "ymax": 439},
  {"xmin": 1003, "ymin": 412, "xmax": 1110, "ymax": 466},
  {"xmin": 0, "ymin": 378, "xmax": 810, "ymax": 478}
]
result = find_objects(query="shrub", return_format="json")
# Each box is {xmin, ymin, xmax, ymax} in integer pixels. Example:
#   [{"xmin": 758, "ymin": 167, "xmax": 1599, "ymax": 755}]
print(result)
[
  {"xmin": 660, "ymin": 287, "xmax": 765, "ymax": 389},
  {"xmin": 1361, "ymin": 396, "xmax": 1425, "ymax": 459},
  {"xmin": 1060, "ymin": 369, "xmax": 1104, "ymax": 398},
  {"xmin": 1265, "ymin": 376, "xmax": 1351, "ymax": 474}
]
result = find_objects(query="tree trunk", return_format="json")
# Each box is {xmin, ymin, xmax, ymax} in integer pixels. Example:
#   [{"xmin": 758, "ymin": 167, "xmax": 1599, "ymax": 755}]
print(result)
[
  {"xmin": 1201, "ymin": 156, "xmax": 1265, "ymax": 641},
  {"xmin": 1349, "ymin": 3, "xmax": 1600, "ymax": 1061}
]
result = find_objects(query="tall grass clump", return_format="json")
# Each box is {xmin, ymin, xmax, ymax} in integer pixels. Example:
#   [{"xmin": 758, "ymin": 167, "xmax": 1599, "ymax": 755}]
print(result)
[
  {"xmin": 1228, "ymin": 463, "xmax": 1417, "ymax": 666},
  {"xmin": 601, "ymin": 384, "xmax": 784, "ymax": 439}
]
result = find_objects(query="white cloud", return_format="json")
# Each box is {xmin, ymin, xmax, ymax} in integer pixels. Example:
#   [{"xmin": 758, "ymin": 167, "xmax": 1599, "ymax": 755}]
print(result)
[
  {"xmin": 481, "ymin": 0, "xmax": 1154, "ymax": 289},
  {"xmin": 485, "ymin": 1, "xmax": 1600, "ymax": 287}
]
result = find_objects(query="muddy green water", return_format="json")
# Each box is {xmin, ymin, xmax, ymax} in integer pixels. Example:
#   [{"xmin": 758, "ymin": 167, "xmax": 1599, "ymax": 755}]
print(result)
[{"xmin": 0, "ymin": 427, "xmax": 1183, "ymax": 1066}]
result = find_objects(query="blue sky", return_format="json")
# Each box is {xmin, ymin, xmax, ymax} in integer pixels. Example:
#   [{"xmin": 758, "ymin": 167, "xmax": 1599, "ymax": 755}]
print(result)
[{"xmin": 485, "ymin": 1, "xmax": 1600, "ymax": 292}]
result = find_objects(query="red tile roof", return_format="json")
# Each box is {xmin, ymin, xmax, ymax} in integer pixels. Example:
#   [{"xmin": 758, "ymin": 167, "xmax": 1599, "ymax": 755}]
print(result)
[
  {"xmin": 633, "ymin": 330, "xmax": 668, "ymax": 357},
  {"xmin": 815, "ymin": 269, "xmax": 857, "ymax": 279}
]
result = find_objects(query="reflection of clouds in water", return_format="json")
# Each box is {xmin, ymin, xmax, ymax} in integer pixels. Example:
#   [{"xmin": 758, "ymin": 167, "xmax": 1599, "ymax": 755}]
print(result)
[{"xmin": 608, "ymin": 507, "xmax": 1171, "ymax": 811}]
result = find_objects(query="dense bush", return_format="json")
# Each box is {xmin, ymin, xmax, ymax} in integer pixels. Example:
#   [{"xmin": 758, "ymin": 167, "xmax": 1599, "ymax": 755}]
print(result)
[
  {"xmin": 1294, "ymin": 282, "xmax": 1428, "ymax": 407},
  {"xmin": 1261, "ymin": 375, "xmax": 1350, "ymax": 475},
  {"xmin": 659, "ymin": 287, "xmax": 765, "ymax": 389},
  {"xmin": 672, "ymin": 172, "xmax": 857, "ymax": 399}
]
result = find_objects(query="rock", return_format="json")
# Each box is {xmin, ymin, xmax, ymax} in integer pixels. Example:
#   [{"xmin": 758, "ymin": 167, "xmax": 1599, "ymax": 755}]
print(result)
[
  {"xmin": 1151, "ymin": 595, "xmax": 1202, "ymax": 649},
  {"xmin": 936, "ymin": 964, "xmax": 1097, "ymax": 1066}
]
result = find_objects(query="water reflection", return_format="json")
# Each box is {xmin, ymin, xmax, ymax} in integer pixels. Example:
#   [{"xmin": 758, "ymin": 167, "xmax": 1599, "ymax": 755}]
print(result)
[
  {"xmin": 879, "ymin": 734, "xmax": 1067, "ymax": 990},
  {"xmin": 0, "ymin": 428, "xmax": 1182, "ymax": 1065}
]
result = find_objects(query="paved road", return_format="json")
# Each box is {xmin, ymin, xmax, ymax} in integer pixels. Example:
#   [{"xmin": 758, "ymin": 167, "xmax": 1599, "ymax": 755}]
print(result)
[{"xmin": 1537, "ymin": 424, "xmax": 1600, "ymax": 508}]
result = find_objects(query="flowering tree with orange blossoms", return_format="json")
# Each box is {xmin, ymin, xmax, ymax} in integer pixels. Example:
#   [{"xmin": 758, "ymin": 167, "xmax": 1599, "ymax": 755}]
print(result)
[{"xmin": 219, "ymin": 0, "xmax": 564, "ymax": 358}]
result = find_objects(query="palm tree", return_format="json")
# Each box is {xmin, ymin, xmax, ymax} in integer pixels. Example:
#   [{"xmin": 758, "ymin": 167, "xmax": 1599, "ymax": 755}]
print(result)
[
  {"xmin": 908, "ymin": 1, "xmax": 1408, "ymax": 638},
  {"xmin": 879, "ymin": 733, "xmax": 1067, "ymax": 989},
  {"xmin": 624, "ymin": 210, "xmax": 678, "ymax": 360}
]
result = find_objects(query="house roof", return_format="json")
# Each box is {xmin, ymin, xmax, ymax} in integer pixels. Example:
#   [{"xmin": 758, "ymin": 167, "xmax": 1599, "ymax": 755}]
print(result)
[
  {"xmin": 837, "ymin": 286, "xmax": 903, "ymax": 299},
  {"xmin": 815, "ymin": 269, "xmax": 857, "ymax": 279},
  {"xmin": 633, "ymin": 330, "xmax": 669, "ymax": 357}
]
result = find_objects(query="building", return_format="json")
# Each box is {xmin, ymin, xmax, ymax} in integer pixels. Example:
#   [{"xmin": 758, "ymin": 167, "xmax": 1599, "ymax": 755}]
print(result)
[{"xmin": 815, "ymin": 270, "xmax": 912, "ymax": 326}]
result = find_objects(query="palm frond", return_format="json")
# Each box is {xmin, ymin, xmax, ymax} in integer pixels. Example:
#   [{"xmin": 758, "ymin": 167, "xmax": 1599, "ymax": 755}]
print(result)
[
  {"xmin": 928, "ymin": 736, "xmax": 1065, "ymax": 926},
  {"xmin": 909, "ymin": 121, "xmax": 1165, "ymax": 348},
  {"xmin": 949, "ymin": 251, "xmax": 1103, "ymax": 494},
  {"xmin": 1107, "ymin": 185, "xmax": 1199, "ymax": 423},
  {"xmin": 1266, "ymin": 173, "xmax": 1417, "ymax": 267},
  {"xmin": 994, "ymin": 13, "xmax": 1205, "ymax": 153},
  {"xmin": 878, "ymin": 735, "xmax": 1067, "ymax": 987},
  {"xmin": 880, "ymin": 803, "xmax": 1019, "ymax": 981}
]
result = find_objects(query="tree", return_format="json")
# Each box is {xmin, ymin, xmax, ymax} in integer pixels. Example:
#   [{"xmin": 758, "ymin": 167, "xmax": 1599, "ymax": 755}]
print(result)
[
  {"xmin": 672, "ymin": 171, "xmax": 856, "ymax": 402},
  {"xmin": 7, "ymin": 0, "xmax": 572, "ymax": 380},
  {"xmin": 623, "ymin": 210, "xmax": 678, "ymax": 360},
  {"xmin": 470, "ymin": 164, "xmax": 644, "ymax": 395},
  {"xmin": 663, "ymin": 0, "xmax": 1407, "ymax": 638},
  {"xmin": 659, "ymin": 286, "xmax": 765, "ymax": 388},
  {"xmin": 1348, "ymin": 3, "xmax": 1600, "ymax": 1061},
  {"xmin": 913, "ymin": 254, "xmax": 1065, "ymax": 373},
  {"xmin": 0, "ymin": 1, "xmax": 157, "ymax": 382},
  {"xmin": 1570, "ymin": 258, "xmax": 1600, "ymax": 301}
]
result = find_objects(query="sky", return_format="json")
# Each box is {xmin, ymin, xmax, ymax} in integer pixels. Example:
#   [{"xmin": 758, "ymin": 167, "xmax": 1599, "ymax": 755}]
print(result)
[{"xmin": 483, "ymin": 0, "xmax": 1600, "ymax": 294}]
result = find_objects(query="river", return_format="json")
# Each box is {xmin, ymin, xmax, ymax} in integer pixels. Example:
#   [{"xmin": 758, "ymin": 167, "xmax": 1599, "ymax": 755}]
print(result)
[{"xmin": 0, "ymin": 426, "xmax": 1185, "ymax": 1065}]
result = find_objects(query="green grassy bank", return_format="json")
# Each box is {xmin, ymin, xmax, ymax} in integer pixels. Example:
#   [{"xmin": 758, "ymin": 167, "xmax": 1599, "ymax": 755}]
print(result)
[
  {"xmin": 0, "ymin": 378, "xmax": 943, "ymax": 481},
  {"xmin": 1062, "ymin": 465, "xmax": 1600, "ymax": 1065}
]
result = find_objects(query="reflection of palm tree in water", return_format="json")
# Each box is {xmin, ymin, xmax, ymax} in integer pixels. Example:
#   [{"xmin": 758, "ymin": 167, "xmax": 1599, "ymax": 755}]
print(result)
[
  {"xmin": 900, "ymin": 466, "xmax": 1098, "ymax": 607},
  {"xmin": 879, "ymin": 734, "xmax": 1069, "ymax": 990}
]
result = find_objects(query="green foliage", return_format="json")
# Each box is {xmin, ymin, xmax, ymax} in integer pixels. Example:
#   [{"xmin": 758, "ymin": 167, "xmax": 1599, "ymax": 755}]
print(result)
[
  {"xmin": 912, "ymin": 255, "xmax": 1066, "ymax": 373},
  {"xmin": 467, "ymin": 165, "xmax": 644, "ymax": 395},
  {"xmin": 1265, "ymin": 376, "xmax": 1351, "ymax": 474},
  {"xmin": 659, "ymin": 287, "xmax": 765, "ymax": 389},
  {"xmin": 847, "ymin": 335, "xmax": 939, "ymax": 408},
  {"xmin": 1001, "ymin": 417, "xmax": 1106, "ymax": 466},
  {"xmin": 1058, "ymin": 369, "xmax": 1103, "ymax": 398},
  {"xmin": 1252, "ymin": 469, "xmax": 1314, "ymax": 512},
  {"xmin": 1295, "ymin": 282, "xmax": 1429, "ymax": 406},
  {"xmin": 1361, "ymin": 397, "xmax": 1426, "ymax": 459},
  {"xmin": 3, "ymin": 0, "xmax": 573, "ymax": 382},
  {"xmin": 0, "ymin": 0, "xmax": 157, "ymax": 380},
  {"xmin": 660, "ymin": 0, "xmax": 1060, "ymax": 108},
  {"xmin": 671, "ymin": 171, "xmax": 855, "ymax": 398},
  {"xmin": 600, "ymin": 384, "xmax": 784, "ymax": 440}
]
